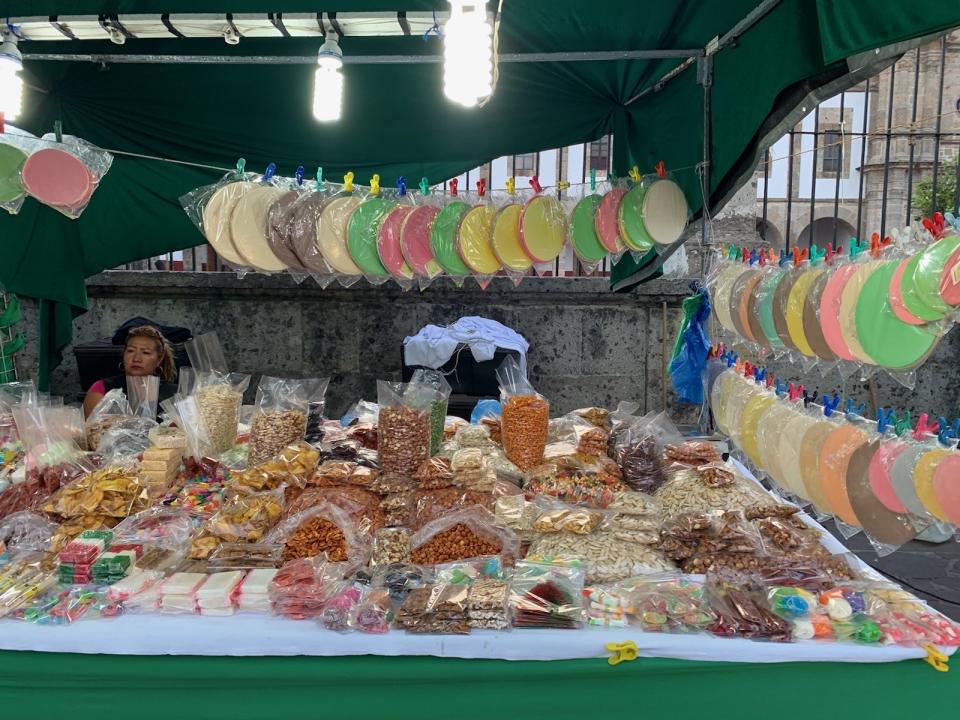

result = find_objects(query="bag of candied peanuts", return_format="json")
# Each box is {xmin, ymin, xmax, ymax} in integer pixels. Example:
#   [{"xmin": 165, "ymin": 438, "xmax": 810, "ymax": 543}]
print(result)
[
  {"xmin": 408, "ymin": 506, "xmax": 520, "ymax": 567},
  {"xmin": 265, "ymin": 501, "xmax": 370, "ymax": 565},
  {"xmin": 495, "ymin": 356, "xmax": 549, "ymax": 472}
]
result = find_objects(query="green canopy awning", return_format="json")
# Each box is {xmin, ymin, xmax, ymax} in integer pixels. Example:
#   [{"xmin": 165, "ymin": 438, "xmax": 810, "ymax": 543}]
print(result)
[{"xmin": 0, "ymin": 1, "xmax": 957, "ymax": 387}]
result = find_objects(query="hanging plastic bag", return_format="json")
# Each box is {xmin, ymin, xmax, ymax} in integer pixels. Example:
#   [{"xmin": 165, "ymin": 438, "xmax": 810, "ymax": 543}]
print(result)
[
  {"xmin": 496, "ymin": 357, "xmax": 548, "ymax": 471},
  {"xmin": 0, "ymin": 127, "xmax": 38, "ymax": 216},
  {"xmin": 456, "ymin": 179, "xmax": 501, "ymax": 289},
  {"xmin": 21, "ymin": 133, "xmax": 113, "ymax": 219},
  {"xmin": 315, "ymin": 176, "xmax": 369, "ymax": 287}
]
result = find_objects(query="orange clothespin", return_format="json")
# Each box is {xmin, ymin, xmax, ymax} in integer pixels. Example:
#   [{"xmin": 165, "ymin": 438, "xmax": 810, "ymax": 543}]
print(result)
[{"xmin": 870, "ymin": 232, "xmax": 892, "ymax": 257}]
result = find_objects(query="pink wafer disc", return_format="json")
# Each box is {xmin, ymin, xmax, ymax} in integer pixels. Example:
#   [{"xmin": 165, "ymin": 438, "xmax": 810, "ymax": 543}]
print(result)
[
  {"xmin": 868, "ymin": 442, "xmax": 908, "ymax": 513},
  {"xmin": 888, "ymin": 257, "xmax": 926, "ymax": 326},
  {"xmin": 22, "ymin": 148, "xmax": 94, "ymax": 209},
  {"xmin": 594, "ymin": 188, "xmax": 626, "ymax": 253},
  {"xmin": 400, "ymin": 205, "xmax": 442, "ymax": 277},
  {"xmin": 932, "ymin": 454, "xmax": 960, "ymax": 526},
  {"xmin": 940, "ymin": 246, "xmax": 960, "ymax": 307},
  {"xmin": 378, "ymin": 206, "xmax": 415, "ymax": 280},
  {"xmin": 819, "ymin": 264, "xmax": 858, "ymax": 361}
]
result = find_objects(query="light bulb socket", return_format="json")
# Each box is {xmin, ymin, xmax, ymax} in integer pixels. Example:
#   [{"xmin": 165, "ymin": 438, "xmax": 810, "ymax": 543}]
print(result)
[{"xmin": 0, "ymin": 31, "xmax": 22, "ymax": 68}]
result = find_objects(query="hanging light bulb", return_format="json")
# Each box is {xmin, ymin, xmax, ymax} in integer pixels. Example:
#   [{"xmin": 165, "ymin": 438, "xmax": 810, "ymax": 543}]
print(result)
[
  {"xmin": 443, "ymin": 1, "xmax": 493, "ymax": 108},
  {"xmin": 0, "ymin": 31, "xmax": 23, "ymax": 122},
  {"xmin": 312, "ymin": 30, "xmax": 343, "ymax": 123}
]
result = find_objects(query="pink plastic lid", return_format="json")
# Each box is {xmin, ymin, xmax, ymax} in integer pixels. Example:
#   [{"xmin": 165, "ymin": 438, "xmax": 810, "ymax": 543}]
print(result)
[
  {"xmin": 594, "ymin": 188, "xmax": 626, "ymax": 253},
  {"xmin": 21, "ymin": 148, "xmax": 94, "ymax": 209},
  {"xmin": 377, "ymin": 206, "xmax": 415, "ymax": 279},
  {"xmin": 867, "ymin": 442, "xmax": 908, "ymax": 513},
  {"xmin": 888, "ymin": 257, "xmax": 926, "ymax": 326},
  {"xmin": 818, "ymin": 264, "xmax": 858, "ymax": 361}
]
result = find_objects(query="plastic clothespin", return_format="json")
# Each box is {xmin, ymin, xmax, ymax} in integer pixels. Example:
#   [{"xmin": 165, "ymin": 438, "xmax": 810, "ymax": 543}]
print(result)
[
  {"xmin": 849, "ymin": 237, "xmax": 866, "ymax": 258},
  {"xmin": 606, "ymin": 640, "xmax": 639, "ymax": 666},
  {"xmin": 559, "ymin": 180, "xmax": 570, "ymax": 192},
  {"xmin": 589, "ymin": 169, "xmax": 597, "ymax": 193},
  {"xmin": 870, "ymin": 232, "xmax": 892, "ymax": 257},
  {"xmin": 295, "ymin": 165, "xmax": 305, "ymax": 187},
  {"xmin": 397, "ymin": 176, "xmax": 407, "ymax": 197},
  {"xmin": 912, "ymin": 413, "xmax": 939, "ymax": 441},
  {"xmin": 809, "ymin": 245, "xmax": 826, "ymax": 266},
  {"xmin": 822, "ymin": 393, "xmax": 841, "ymax": 417},
  {"xmin": 316, "ymin": 167, "xmax": 323, "ymax": 186},
  {"xmin": 803, "ymin": 389, "xmax": 818, "ymax": 408},
  {"xmin": 655, "ymin": 160, "xmax": 667, "ymax": 178},
  {"xmin": 936, "ymin": 418, "xmax": 960, "ymax": 446},
  {"xmin": 765, "ymin": 373, "xmax": 775, "ymax": 389},
  {"xmin": 236, "ymin": 158, "xmax": 246, "ymax": 177},
  {"xmin": 628, "ymin": 166, "xmax": 642, "ymax": 184},
  {"xmin": 749, "ymin": 248, "xmax": 760, "ymax": 266},
  {"xmin": 344, "ymin": 172, "xmax": 355, "ymax": 193},
  {"xmin": 758, "ymin": 250, "xmax": 767, "ymax": 267},
  {"xmin": 845, "ymin": 398, "xmax": 866, "ymax": 417},
  {"xmin": 743, "ymin": 361, "xmax": 753, "ymax": 378},
  {"xmin": 419, "ymin": 177, "xmax": 431, "ymax": 196},
  {"xmin": 894, "ymin": 411, "xmax": 913, "ymax": 437},
  {"xmin": 608, "ymin": 169, "xmax": 619, "ymax": 183},
  {"xmin": 725, "ymin": 352, "xmax": 737, "ymax": 368},
  {"xmin": 755, "ymin": 367, "xmax": 767, "ymax": 384},
  {"xmin": 506, "ymin": 176, "xmax": 516, "ymax": 196},
  {"xmin": 263, "ymin": 163, "xmax": 277, "ymax": 182},
  {"xmin": 876, "ymin": 407, "xmax": 895, "ymax": 434},
  {"xmin": 369, "ymin": 174, "xmax": 381, "ymax": 196},
  {"xmin": 778, "ymin": 250, "xmax": 791, "ymax": 267},
  {"xmin": 923, "ymin": 644, "xmax": 950, "ymax": 673},
  {"xmin": 54, "ymin": 120, "xmax": 63, "ymax": 143},
  {"xmin": 792, "ymin": 247, "xmax": 809, "ymax": 266},
  {"xmin": 477, "ymin": 178, "xmax": 487, "ymax": 197},
  {"xmin": 788, "ymin": 383, "xmax": 804, "ymax": 402},
  {"xmin": 449, "ymin": 178, "xmax": 459, "ymax": 196},
  {"xmin": 529, "ymin": 175, "xmax": 543, "ymax": 194}
]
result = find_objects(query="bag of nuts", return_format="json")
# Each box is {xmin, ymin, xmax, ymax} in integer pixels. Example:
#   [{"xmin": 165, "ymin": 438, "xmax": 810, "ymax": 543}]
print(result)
[
  {"xmin": 184, "ymin": 332, "xmax": 250, "ymax": 454},
  {"xmin": 266, "ymin": 501, "xmax": 370, "ymax": 564},
  {"xmin": 376, "ymin": 381, "xmax": 436, "ymax": 477},
  {"xmin": 495, "ymin": 357, "xmax": 549, "ymax": 472},
  {"xmin": 248, "ymin": 377, "xmax": 312, "ymax": 466},
  {"xmin": 409, "ymin": 506, "xmax": 519, "ymax": 566}
]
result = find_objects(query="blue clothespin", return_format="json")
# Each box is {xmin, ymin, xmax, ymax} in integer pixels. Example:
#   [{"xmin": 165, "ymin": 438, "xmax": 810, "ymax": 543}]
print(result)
[
  {"xmin": 295, "ymin": 166, "xmax": 305, "ymax": 187},
  {"xmin": 823, "ymin": 393, "xmax": 841, "ymax": 417},
  {"xmin": 753, "ymin": 367, "xmax": 767, "ymax": 383},
  {"xmin": 263, "ymin": 163, "xmax": 277, "ymax": 182},
  {"xmin": 876, "ymin": 407, "xmax": 895, "ymax": 434},
  {"xmin": 749, "ymin": 248, "xmax": 760, "ymax": 266},
  {"xmin": 778, "ymin": 251, "xmax": 791, "ymax": 267},
  {"xmin": 845, "ymin": 398, "xmax": 866, "ymax": 417},
  {"xmin": 937, "ymin": 418, "xmax": 960, "ymax": 446},
  {"xmin": 775, "ymin": 378, "xmax": 788, "ymax": 396},
  {"xmin": 397, "ymin": 176, "xmax": 407, "ymax": 196},
  {"xmin": 726, "ymin": 352, "xmax": 738, "ymax": 368}
]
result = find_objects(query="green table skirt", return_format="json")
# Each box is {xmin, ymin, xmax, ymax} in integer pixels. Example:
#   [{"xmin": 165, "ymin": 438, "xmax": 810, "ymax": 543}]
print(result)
[{"xmin": 0, "ymin": 651, "xmax": 955, "ymax": 719}]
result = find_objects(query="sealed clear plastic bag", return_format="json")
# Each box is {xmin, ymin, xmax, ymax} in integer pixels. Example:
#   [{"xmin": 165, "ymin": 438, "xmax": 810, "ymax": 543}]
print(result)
[
  {"xmin": 186, "ymin": 332, "xmax": 250, "ymax": 454},
  {"xmin": 284, "ymin": 178, "xmax": 335, "ymax": 285},
  {"xmin": 0, "ymin": 127, "xmax": 38, "ymax": 215},
  {"xmin": 496, "ymin": 357, "xmax": 548, "ymax": 471},
  {"xmin": 346, "ymin": 182, "xmax": 398, "ymax": 286},
  {"xmin": 626, "ymin": 574, "xmax": 715, "ymax": 633},
  {"xmin": 410, "ymin": 369, "xmax": 452, "ymax": 456},
  {"xmin": 489, "ymin": 186, "xmax": 532, "ymax": 286},
  {"xmin": 266, "ymin": 501, "xmax": 369, "ymax": 564},
  {"xmin": 566, "ymin": 184, "xmax": 609, "ymax": 274},
  {"xmin": 395, "ymin": 582, "xmax": 471, "ymax": 634},
  {"xmin": 377, "ymin": 380, "xmax": 433, "ymax": 477},
  {"xmin": 456, "ymin": 180, "xmax": 501, "ymax": 289},
  {"xmin": 21, "ymin": 133, "xmax": 113, "ymax": 219},
  {"xmin": 376, "ymin": 182, "xmax": 418, "ymax": 289},
  {"xmin": 509, "ymin": 559, "xmax": 585, "ymax": 629},
  {"xmin": 126, "ymin": 375, "xmax": 160, "ymax": 421},
  {"xmin": 409, "ymin": 506, "xmax": 519, "ymax": 566},
  {"xmin": 0, "ymin": 510, "xmax": 56, "ymax": 558},
  {"xmin": 269, "ymin": 555, "xmax": 340, "ymax": 620},
  {"xmin": 205, "ymin": 486, "xmax": 285, "ymax": 544},
  {"xmin": 705, "ymin": 567, "xmax": 792, "ymax": 641},
  {"xmin": 399, "ymin": 181, "xmax": 446, "ymax": 288},
  {"xmin": 317, "ymin": 177, "xmax": 369, "ymax": 286},
  {"xmin": 248, "ymin": 377, "xmax": 311, "ymax": 466},
  {"xmin": 85, "ymin": 388, "xmax": 133, "ymax": 451},
  {"xmin": 264, "ymin": 171, "xmax": 313, "ymax": 277}
]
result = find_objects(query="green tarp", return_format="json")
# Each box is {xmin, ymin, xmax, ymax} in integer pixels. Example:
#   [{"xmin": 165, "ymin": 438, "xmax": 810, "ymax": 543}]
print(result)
[{"xmin": 0, "ymin": 1, "xmax": 958, "ymax": 386}]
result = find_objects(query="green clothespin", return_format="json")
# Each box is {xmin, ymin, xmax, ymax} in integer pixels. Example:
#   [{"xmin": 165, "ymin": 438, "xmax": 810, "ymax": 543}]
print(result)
[
  {"xmin": 894, "ymin": 410, "xmax": 912, "ymax": 437},
  {"xmin": 419, "ymin": 177, "xmax": 431, "ymax": 196},
  {"xmin": 590, "ymin": 169, "xmax": 596, "ymax": 193},
  {"xmin": 849, "ymin": 236, "xmax": 866, "ymax": 258},
  {"xmin": 810, "ymin": 245, "xmax": 826, "ymax": 266},
  {"xmin": 54, "ymin": 120, "xmax": 63, "ymax": 143},
  {"xmin": 316, "ymin": 166, "xmax": 323, "ymax": 186},
  {"xmin": 235, "ymin": 158, "xmax": 246, "ymax": 177},
  {"xmin": 608, "ymin": 169, "xmax": 618, "ymax": 182}
]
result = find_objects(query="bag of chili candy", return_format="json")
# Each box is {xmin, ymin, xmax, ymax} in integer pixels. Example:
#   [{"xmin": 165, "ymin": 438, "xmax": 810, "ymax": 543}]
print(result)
[
  {"xmin": 409, "ymin": 369, "xmax": 452, "ymax": 456},
  {"xmin": 495, "ymin": 357, "xmax": 548, "ymax": 472}
]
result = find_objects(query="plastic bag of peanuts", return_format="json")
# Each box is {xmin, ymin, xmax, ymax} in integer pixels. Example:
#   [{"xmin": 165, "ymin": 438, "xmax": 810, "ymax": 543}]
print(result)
[
  {"xmin": 409, "ymin": 506, "xmax": 520, "ymax": 567},
  {"xmin": 495, "ymin": 357, "xmax": 549, "ymax": 472},
  {"xmin": 265, "ymin": 501, "xmax": 370, "ymax": 564},
  {"xmin": 248, "ymin": 377, "xmax": 313, "ymax": 466},
  {"xmin": 376, "ymin": 381, "xmax": 438, "ymax": 477}
]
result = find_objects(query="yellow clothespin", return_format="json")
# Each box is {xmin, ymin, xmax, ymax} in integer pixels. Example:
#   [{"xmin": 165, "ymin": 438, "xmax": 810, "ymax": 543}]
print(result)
[
  {"xmin": 923, "ymin": 644, "xmax": 949, "ymax": 672},
  {"xmin": 344, "ymin": 171, "xmax": 355, "ymax": 193},
  {"xmin": 628, "ymin": 166, "xmax": 642, "ymax": 183},
  {"xmin": 370, "ymin": 174, "xmax": 381, "ymax": 196},
  {"xmin": 505, "ymin": 176, "xmax": 515, "ymax": 196},
  {"xmin": 605, "ymin": 640, "xmax": 638, "ymax": 666},
  {"xmin": 559, "ymin": 180, "xmax": 570, "ymax": 191}
]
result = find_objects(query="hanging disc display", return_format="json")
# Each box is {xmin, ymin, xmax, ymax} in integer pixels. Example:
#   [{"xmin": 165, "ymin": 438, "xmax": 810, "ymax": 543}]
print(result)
[
  {"xmin": 739, "ymin": 394, "xmax": 776, "ymax": 467},
  {"xmin": 458, "ymin": 205, "xmax": 501, "ymax": 274},
  {"xmin": 709, "ymin": 371, "xmax": 735, "ymax": 436},
  {"xmin": 799, "ymin": 420, "xmax": 837, "ymax": 513},
  {"xmin": 266, "ymin": 191, "xmax": 309, "ymax": 272},
  {"xmin": 731, "ymin": 270, "xmax": 763, "ymax": 342},
  {"xmin": 0, "ymin": 144, "xmax": 28, "ymax": 204},
  {"xmin": 617, "ymin": 184, "xmax": 655, "ymax": 252},
  {"xmin": 230, "ymin": 185, "xmax": 288, "ymax": 272},
  {"xmin": 569, "ymin": 194, "xmax": 609, "ymax": 264},
  {"xmin": 939, "ymin": 245, "xmax": 960, "ymax": 307},
  {"xmin": 785, "ymin": 269, "xmax": 821, "ymax": 357},
  {"xmin": 868, "ymin": 442, "xmax": 909, "ymax": 513},
  {"xmin": 594, "ymin": 188, "xmax": 626, "ymax": 253},
  {"xmin": 888, "ymin": 258, "xmax": 926, "ymax": 326},
  {"xmin": 779, "ymin": 413, "xmax": 818, "ymax": 499},
  {"xmin": 818, "ymin": 424, "xmax": 866, "ymax": 526},
  {"xmin": 21, "ymin": 147, "xmax": 93, "ymax": 210},
  {"xmin": 639, "ymin": 178, "xmax": 688, "ymax": 246},
  {"xmin": 318, "ymin": 195, "xmax": 364, "ymax": 275},
  {"xmin": 520, "ymin": 195, "xmax": 566, "ymax": 263},
  {"xmin": 801, "ymin": 270, "xmax": 836, "ymax": 360},
  {"xmin": 745, "ymin": 276, "xmax": 768, "ymax": 347},
  {"xmin": 932, "ymin": 454, "xmax": 960, "ymax": 525},
  {"xmin": 756, "ymin": 269, "xmax": 787, "ymax": 348},
  {"xmin": 855, "ymin": 260, "xmax": 940, "ymax": 370},
  {"xmin": 839, "ymin": 261, "xmax": 881, "ymax": 364},
  {"xmin": 899, "ymin": 252, "xmax": 947, "ymax": 322},
  {"xmin": 714, "ymin": 266, "xmax": 751, "ymax": 335},
  {"xmin": 289, "ymin": 193, "xmax": 331, "ymax": 274},
  {"xmin": 378, "ymin": 206, "xmax": 415, "ymax": 280},
  {"xmin": 432, "ymin": 201, "xmax": 471, "ymax": 275},
  {"xmin": 772, "ymin": 269, "xmax": 802, "ymax": 351},
  {"xmin": 201, "ymin": 181, "xmax": 253, "ymax": 267},
  {"xmin": 757, "ymin": 403, "xmax": 794, "ymax": 493},
  {"xmin": 846, "ymin": 440, "xmax": 918, "ymax": 546},
  {"xmin": 819, "ymin": 264, "xmax": 859, "ymax": 361},
  {"xmin": 491, "ymin": 203, "xmax": 533, "ymax": 273},
  {"xmin": 347, "ymin": 196, "xmax": 396, "ymax": 277},
  {"xmin": 903, "ymin": 236, "xmax": 960, "ymax": 319},
  {"xmin": 889, "ymin": 444, "xmax": 931, "ymax": 521},
  {"xmin": 400, "ymin": 205, "xmax": 443, "ymax": 278},
  {"xmin": 913, "ymin": 449, "xmax": 951, "ymax": 522}
]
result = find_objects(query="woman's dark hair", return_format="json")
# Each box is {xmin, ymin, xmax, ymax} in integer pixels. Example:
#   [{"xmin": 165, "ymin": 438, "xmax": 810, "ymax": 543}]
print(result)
[{"xmin": 125, "ymin": 325, "xmax": 176, "ymax": 382}]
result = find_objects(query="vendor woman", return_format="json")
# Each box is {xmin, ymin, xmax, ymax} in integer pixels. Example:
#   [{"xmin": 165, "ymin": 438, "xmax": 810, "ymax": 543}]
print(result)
[{"xmin": 83, "ymin": 325, "xmax": 178, "ymax": 418}]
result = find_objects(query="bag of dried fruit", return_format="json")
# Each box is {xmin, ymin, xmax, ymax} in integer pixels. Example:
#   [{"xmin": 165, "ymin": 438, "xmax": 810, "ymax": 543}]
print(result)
[{"xmin": 495, "ymin": 357, "xmax": 549, "ymax": 471}]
